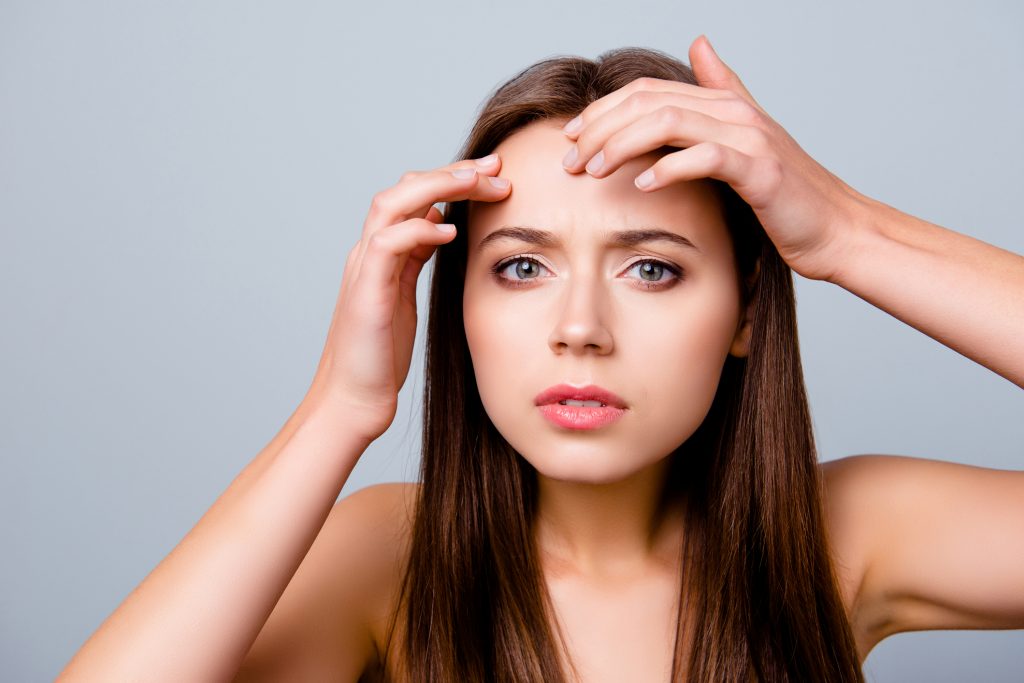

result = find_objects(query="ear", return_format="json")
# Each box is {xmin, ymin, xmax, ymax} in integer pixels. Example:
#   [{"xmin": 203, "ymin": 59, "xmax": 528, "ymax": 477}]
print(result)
[{"xmin": 729, "ymin": 259, "xmax": 760, "ymax": 358}]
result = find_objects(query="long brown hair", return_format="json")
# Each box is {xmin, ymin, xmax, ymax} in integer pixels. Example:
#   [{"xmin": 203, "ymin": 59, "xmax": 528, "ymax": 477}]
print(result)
[{"xmin": 383, "ymin": 46, "xmax": 864, "ymax": 682}]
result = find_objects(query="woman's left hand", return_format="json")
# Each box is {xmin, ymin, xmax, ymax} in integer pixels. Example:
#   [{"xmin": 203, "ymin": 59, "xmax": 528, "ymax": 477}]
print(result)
[{"xmin": 560, "ymin": 35, "xmax": 867, "ymax": 283}]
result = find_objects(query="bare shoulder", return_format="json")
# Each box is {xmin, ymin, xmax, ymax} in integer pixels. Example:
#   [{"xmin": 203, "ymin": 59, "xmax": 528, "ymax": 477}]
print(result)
[
  {"xmin": 329, "ymin": 481, "xmax": 420, "ymax": 612},
  {"xmin": 235, "ymin": 482, "xmax": 420, "ymax": 682},
  {"xmin": 333, "ymin": 481, "xmax": 420, "ymax": 548},
  {"xmin": 332, "ymin": 482, "xmax": 420, "ymax": 665},
  {"xmin": 818, "ymin": 454, "xmax": 1024, "ymax": 661}
]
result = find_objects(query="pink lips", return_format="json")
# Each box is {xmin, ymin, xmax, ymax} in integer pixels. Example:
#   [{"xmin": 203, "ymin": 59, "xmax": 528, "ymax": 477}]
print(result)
[
  {"xmin": 533, "ymin": 383, "xmax": 628, "ymax": 409},
  {"xmin": 534, "ymin": 383, "xmax": 628, "ymax": 431}
]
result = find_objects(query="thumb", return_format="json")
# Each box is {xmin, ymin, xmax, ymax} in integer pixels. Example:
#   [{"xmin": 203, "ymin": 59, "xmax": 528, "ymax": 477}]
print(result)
[{"xmin": 689, "ymin": 35, "xmax": 761, "ymax": 110}]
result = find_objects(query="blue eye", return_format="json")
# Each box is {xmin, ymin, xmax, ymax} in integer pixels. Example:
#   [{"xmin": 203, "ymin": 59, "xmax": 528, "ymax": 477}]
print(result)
[
  {"xmin": 626, "ymin": 260, "xmax": 681, "ymax": 288},
  {"xmin": 489, "ymin": 256, "xmax": 684, "ymax": 290},
  {"xmin": 492, "ymin": 256, "xmax": 549, "ymax": 286}
]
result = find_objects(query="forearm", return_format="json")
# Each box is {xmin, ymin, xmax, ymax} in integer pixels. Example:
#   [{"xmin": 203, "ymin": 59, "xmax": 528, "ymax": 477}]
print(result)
[
  {"xmin": 829, "ymin": 192, "xmax": 1024, "ymax": 388},
  {"xmin": 57, "ymin": 396, "xmax": 370, "ymax": 682}
]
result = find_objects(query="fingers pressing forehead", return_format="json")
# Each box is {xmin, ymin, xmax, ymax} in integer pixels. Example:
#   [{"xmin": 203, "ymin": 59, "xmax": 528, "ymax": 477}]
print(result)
[{"xmin": 565, "ymin": 76, "xmax": 732, "ymax": 135}]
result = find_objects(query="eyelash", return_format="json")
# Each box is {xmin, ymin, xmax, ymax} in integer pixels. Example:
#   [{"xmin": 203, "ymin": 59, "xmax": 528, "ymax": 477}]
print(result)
[{"xmin": 489, "ymin": 254, "xmax": 685, "ymax": 291}]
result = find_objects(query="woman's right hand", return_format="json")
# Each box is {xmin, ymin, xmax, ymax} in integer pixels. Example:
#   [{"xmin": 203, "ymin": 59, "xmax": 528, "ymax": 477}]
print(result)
[{"xmin": 303, "ymin": 154, "xmax": 511, "ymax": 445}]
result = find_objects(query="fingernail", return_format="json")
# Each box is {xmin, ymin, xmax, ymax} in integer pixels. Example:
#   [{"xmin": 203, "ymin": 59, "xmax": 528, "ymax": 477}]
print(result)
[
  {"xmin": 452, "ymin": 168, "xmax": 476, "ymax": 179},
  {"xmin": 635, "ymin": 169, "xmax": 655, "ymax": 189},
  {"xmin": 563, "ymin": 115, "xmax": 582, "ymax": 134},
  {"xmin": 585, "ymin": 150, "xmax": 604, "ymax": 175},
  {"xmin": 436, "ymin": 223, "xmax": 456, "ymax": 232},
  {"xmin": 475, "ymin": 154, "xmax": 498, "ymax": 166},
  {"xmin": 487, "ymin": 176, "xmax": 509, "ymax": 189},
  {"xmin": 562, "ymin": 145, "xmax": 578, "ymax": 168}
]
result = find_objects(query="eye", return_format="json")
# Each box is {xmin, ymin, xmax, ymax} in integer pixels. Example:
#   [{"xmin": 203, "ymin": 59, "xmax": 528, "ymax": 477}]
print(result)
[
  {"xmin": 626, "ymin": 259, "xmax": 684, "ymax": 290},
  {"xmin": 490, "ymin": 255, "xmax": 550, "ymax": 288},
  {"xmin": 490, "ymin": 256, "xmax": 685, "ymax": 290}
]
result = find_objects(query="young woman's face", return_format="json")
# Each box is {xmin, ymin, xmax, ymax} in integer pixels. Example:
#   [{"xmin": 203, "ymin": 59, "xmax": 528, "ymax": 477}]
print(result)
[{"xmin": 463, "ymin": 119, "xmax": 752, "ymax": 485}]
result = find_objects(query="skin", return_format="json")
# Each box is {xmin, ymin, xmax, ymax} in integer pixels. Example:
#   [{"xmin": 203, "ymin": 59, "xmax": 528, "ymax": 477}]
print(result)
[
  {"xmin": 461, "ymin": 121, "xmax": 753, "ymax": 680},
  {"xmin": 238, "ymin": 36, "xmax": 1024, "ymax": 682},
  {"xmin": 65, "ymin": 35, "xmax": 1021, "ymax": 683}
]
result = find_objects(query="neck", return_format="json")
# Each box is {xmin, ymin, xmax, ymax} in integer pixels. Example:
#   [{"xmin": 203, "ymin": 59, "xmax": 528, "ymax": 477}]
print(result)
[{"xmin": 533, "ymin": 454, "xmax": 684, "ymax": 577}]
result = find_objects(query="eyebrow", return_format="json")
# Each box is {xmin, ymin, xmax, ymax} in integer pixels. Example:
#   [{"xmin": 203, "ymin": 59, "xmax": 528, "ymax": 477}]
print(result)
[{"xmin": 475, "ymin": 225, "xmax": 701, "ymax": 254}]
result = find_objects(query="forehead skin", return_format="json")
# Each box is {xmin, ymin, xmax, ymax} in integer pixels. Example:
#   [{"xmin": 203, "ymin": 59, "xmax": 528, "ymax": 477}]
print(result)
[{"xmin": 466, "ymin": 119, "xmax": 734, "ymax": 265}]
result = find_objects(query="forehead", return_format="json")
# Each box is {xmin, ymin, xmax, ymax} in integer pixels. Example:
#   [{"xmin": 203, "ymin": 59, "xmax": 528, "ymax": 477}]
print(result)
[{"xmin": 467, "ymin": 119, "xmax": 730, "ymax": 254}]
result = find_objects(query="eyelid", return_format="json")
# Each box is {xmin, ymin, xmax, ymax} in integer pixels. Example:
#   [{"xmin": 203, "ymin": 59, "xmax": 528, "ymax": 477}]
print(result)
[{"xmin": 490, "ymin": 253, "xmax": 684, "ymax": 287}]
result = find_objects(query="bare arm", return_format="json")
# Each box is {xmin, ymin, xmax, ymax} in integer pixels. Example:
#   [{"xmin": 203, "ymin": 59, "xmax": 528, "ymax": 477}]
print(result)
[
  {"xmin": 819, "ymin": 199, "xmax": 1024, "ymax": 645},
  {"xmin": 830, "ymin": 193, "xmax": 1024, "ymax": 388},
  {"xmin": 55, "ymin": 153, "xmax": 510, "ymax": 682},
  {"xmin": 822, "ymin": 454, "xmax": 1024, "ymax": 653},
  {"xmin": 56, "ymin": 396, "xmax": 373, "ymax": 682}
]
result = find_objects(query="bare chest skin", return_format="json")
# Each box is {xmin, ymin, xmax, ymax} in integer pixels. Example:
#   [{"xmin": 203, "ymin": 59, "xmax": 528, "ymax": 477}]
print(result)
[
  {"xmin": 367, "ymin": 567, "xmax": 688, "ymax": 683},
  {"xmin": 543, "ymin": 563, "xmax": 684, "ymax": 683},
  {"xmin": 365, "ymin": 477, "xmax": 870, "ymax": 681}
]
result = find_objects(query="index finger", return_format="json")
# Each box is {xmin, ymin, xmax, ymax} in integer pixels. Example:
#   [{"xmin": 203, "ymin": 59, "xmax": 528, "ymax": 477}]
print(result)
[
  {"xmin": 561, "ymin": 76, "xmax": 732, "ymax": 139},
  {"xmin": 363, "ymin": 161, "xmax": 511, "ymax": 236}
]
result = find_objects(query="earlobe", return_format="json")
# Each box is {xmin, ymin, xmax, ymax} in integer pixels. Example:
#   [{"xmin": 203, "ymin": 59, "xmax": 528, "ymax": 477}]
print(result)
[
  {"xmin": 729, "ymin": 311, "xmax": 753, "ymax": 358},
  {"xmin": 729, "ymin": 259, "xmax": 760, "ymax": 358}
]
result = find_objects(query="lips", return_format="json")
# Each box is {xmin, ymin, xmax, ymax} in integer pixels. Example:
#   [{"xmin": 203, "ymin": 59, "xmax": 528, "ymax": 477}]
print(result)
[{"xmin": 533, "ymin": 383, "xmax": 628, "ymax": 409}]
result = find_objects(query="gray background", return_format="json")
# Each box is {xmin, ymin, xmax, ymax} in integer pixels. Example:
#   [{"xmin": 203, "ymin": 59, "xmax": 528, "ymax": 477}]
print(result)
[{"xmin": 2, "ymin": 1, "xmax": 1021, "ymax": 680}]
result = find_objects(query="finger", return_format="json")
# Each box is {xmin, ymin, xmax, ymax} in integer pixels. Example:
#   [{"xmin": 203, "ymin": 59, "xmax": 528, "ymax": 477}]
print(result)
[
  {"xmin": 351, "ymin": 218, "xmax": 459, "ymax": 314},
  {"xmin": 392, "ymin": 203, "xmax": 448, "ymax": 306},
  {"xmin": 561, "ymin": 75, "xmax": 733, "ymax": 141},
  {"xmin": 424, "ymin": 205, "xmax": 445, "ymax": 223},
  {"xmin": 688, "ymin": 35, "xmax": 763, "ymax": 112},
  {"xmin": 396, "ymin": 230, "xmax": 441, "ymax": 309},
  {"xmin": 341, "ymin": 206, "xmax": 445, "ymax": 305},
  {"xmin": 375, "ymin": 155, "xmax": 504, "ymax": 223},
  {"xmin": 400, "ymin": 204, "xmax": 448, "ymax": 285},
  {"xmin": 358, "ymin": 163, "xmax": 510, "ymax": 274},
  {"xmin": 562, "ymin": 94, "xmax": 757, "ymax": 176},
  {"xmin": 633, "ymin": 142, "xmax": 781, "ymax": 207}
]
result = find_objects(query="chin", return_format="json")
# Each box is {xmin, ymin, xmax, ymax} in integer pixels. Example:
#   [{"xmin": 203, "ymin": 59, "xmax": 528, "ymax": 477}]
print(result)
[{"xmin": 519, "ymin": 448, "xmax": 658, "ymax": 486}]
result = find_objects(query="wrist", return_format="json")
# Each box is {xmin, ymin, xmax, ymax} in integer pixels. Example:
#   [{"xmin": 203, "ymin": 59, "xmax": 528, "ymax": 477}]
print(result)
[
  {"xmin": 820, "ymin": 186, "xmax": 889, "ymax": 287},
  {"xmin": 296, "ymin": 384, "xmax": 386, "ymax": 451}
]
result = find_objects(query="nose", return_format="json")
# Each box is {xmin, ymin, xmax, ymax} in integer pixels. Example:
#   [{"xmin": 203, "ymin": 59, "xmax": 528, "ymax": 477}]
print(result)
[{"xmin": 547, "ymin": 268, "xmax": 615, "ymax": 356}]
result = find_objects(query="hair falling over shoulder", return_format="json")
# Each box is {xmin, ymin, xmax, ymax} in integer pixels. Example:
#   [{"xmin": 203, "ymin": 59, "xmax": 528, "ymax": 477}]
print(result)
[{"xmin": 380, "ymin": 46, "xmax": 865, "ymax": 682}]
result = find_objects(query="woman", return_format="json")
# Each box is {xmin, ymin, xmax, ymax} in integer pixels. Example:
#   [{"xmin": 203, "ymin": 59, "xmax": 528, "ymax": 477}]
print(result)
[{"xmin": 58, "ymin": 36, "xmax": 1024, "ymax": 682}]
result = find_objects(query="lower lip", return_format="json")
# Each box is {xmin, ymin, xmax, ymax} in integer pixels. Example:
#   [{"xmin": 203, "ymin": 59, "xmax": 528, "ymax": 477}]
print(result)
[{"xmin": 537, "ymin": 403, "xmax": 626, "ymax": 430}]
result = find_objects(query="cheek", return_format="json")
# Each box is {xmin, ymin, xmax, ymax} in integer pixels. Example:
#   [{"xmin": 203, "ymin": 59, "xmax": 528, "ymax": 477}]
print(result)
[
  {"xmin": 633, "ymin": 294, "xmax": 738, "ymax": 443},
  {"xmin": 463, "ymin": 287, "xmax": 543, "ymax": 424},
  {"xmin": 618, "ymin": 281, "xmax": 740, "ymax": 439}
]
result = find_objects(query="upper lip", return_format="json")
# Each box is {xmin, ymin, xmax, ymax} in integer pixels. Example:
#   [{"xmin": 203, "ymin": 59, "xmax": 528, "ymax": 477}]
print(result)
[{"xmin": 534, "ymin": 383, "xmax": 628, "ymax": 409}]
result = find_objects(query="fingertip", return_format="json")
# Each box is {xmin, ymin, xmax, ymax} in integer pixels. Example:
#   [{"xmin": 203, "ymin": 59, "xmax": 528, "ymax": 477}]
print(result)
[
  {"xmin": 634, "ymin": 169, "xmax": 656, "ymax": 191},
  {"xmin": 561, "ymin": 115, "xmax": 582, "ymax": 137},
  {"xmin": 487, "ymin": 176, "xmax": 510, "ymax": 191},
  {"xmin": 473, "ymin": 153, "xmax": 500, "ymax": 168}
]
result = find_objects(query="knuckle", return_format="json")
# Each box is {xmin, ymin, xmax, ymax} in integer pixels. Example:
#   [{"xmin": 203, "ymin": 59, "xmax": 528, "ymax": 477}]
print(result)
[
  {"xmin": 655, "ymin": 105, "xmax": 683, "ymax": 128},
  {"xmin": 367, "ymin": 230, "xmax": 391, "ymax": 252},
  {"xmin": 399, "ymin": 170, "xmax": 420, "ymax": 183},
  {"xmin": 702, "ymin": 142, "xmax": 727, "ymax": 169},
  {"xmin": 762, "ymin": 158, "xmax": 784, "ymax": 189},
  {"xmin": 735, "ymin": 99, "xmax": 765, "ymax": 127},
  {"xmin": 369, "ymin": 192, "xmax": 392, "ymax": 214},
  {"xmin": 744, "ymin": 126, "xmax": 770, "ymax": 152},
  {"xmin": 632, "ymin": 76, "xmax": 658, "ymax": 91},
  {"xmin": 627, "ymin": 90, "xmax": 656, "ymax": 111}
]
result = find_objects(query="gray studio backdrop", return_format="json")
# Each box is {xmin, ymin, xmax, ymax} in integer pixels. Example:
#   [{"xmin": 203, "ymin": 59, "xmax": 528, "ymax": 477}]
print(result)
[{"xmin": 2, "ymin": 1, "xmax": 1022, "ymax": 680}]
